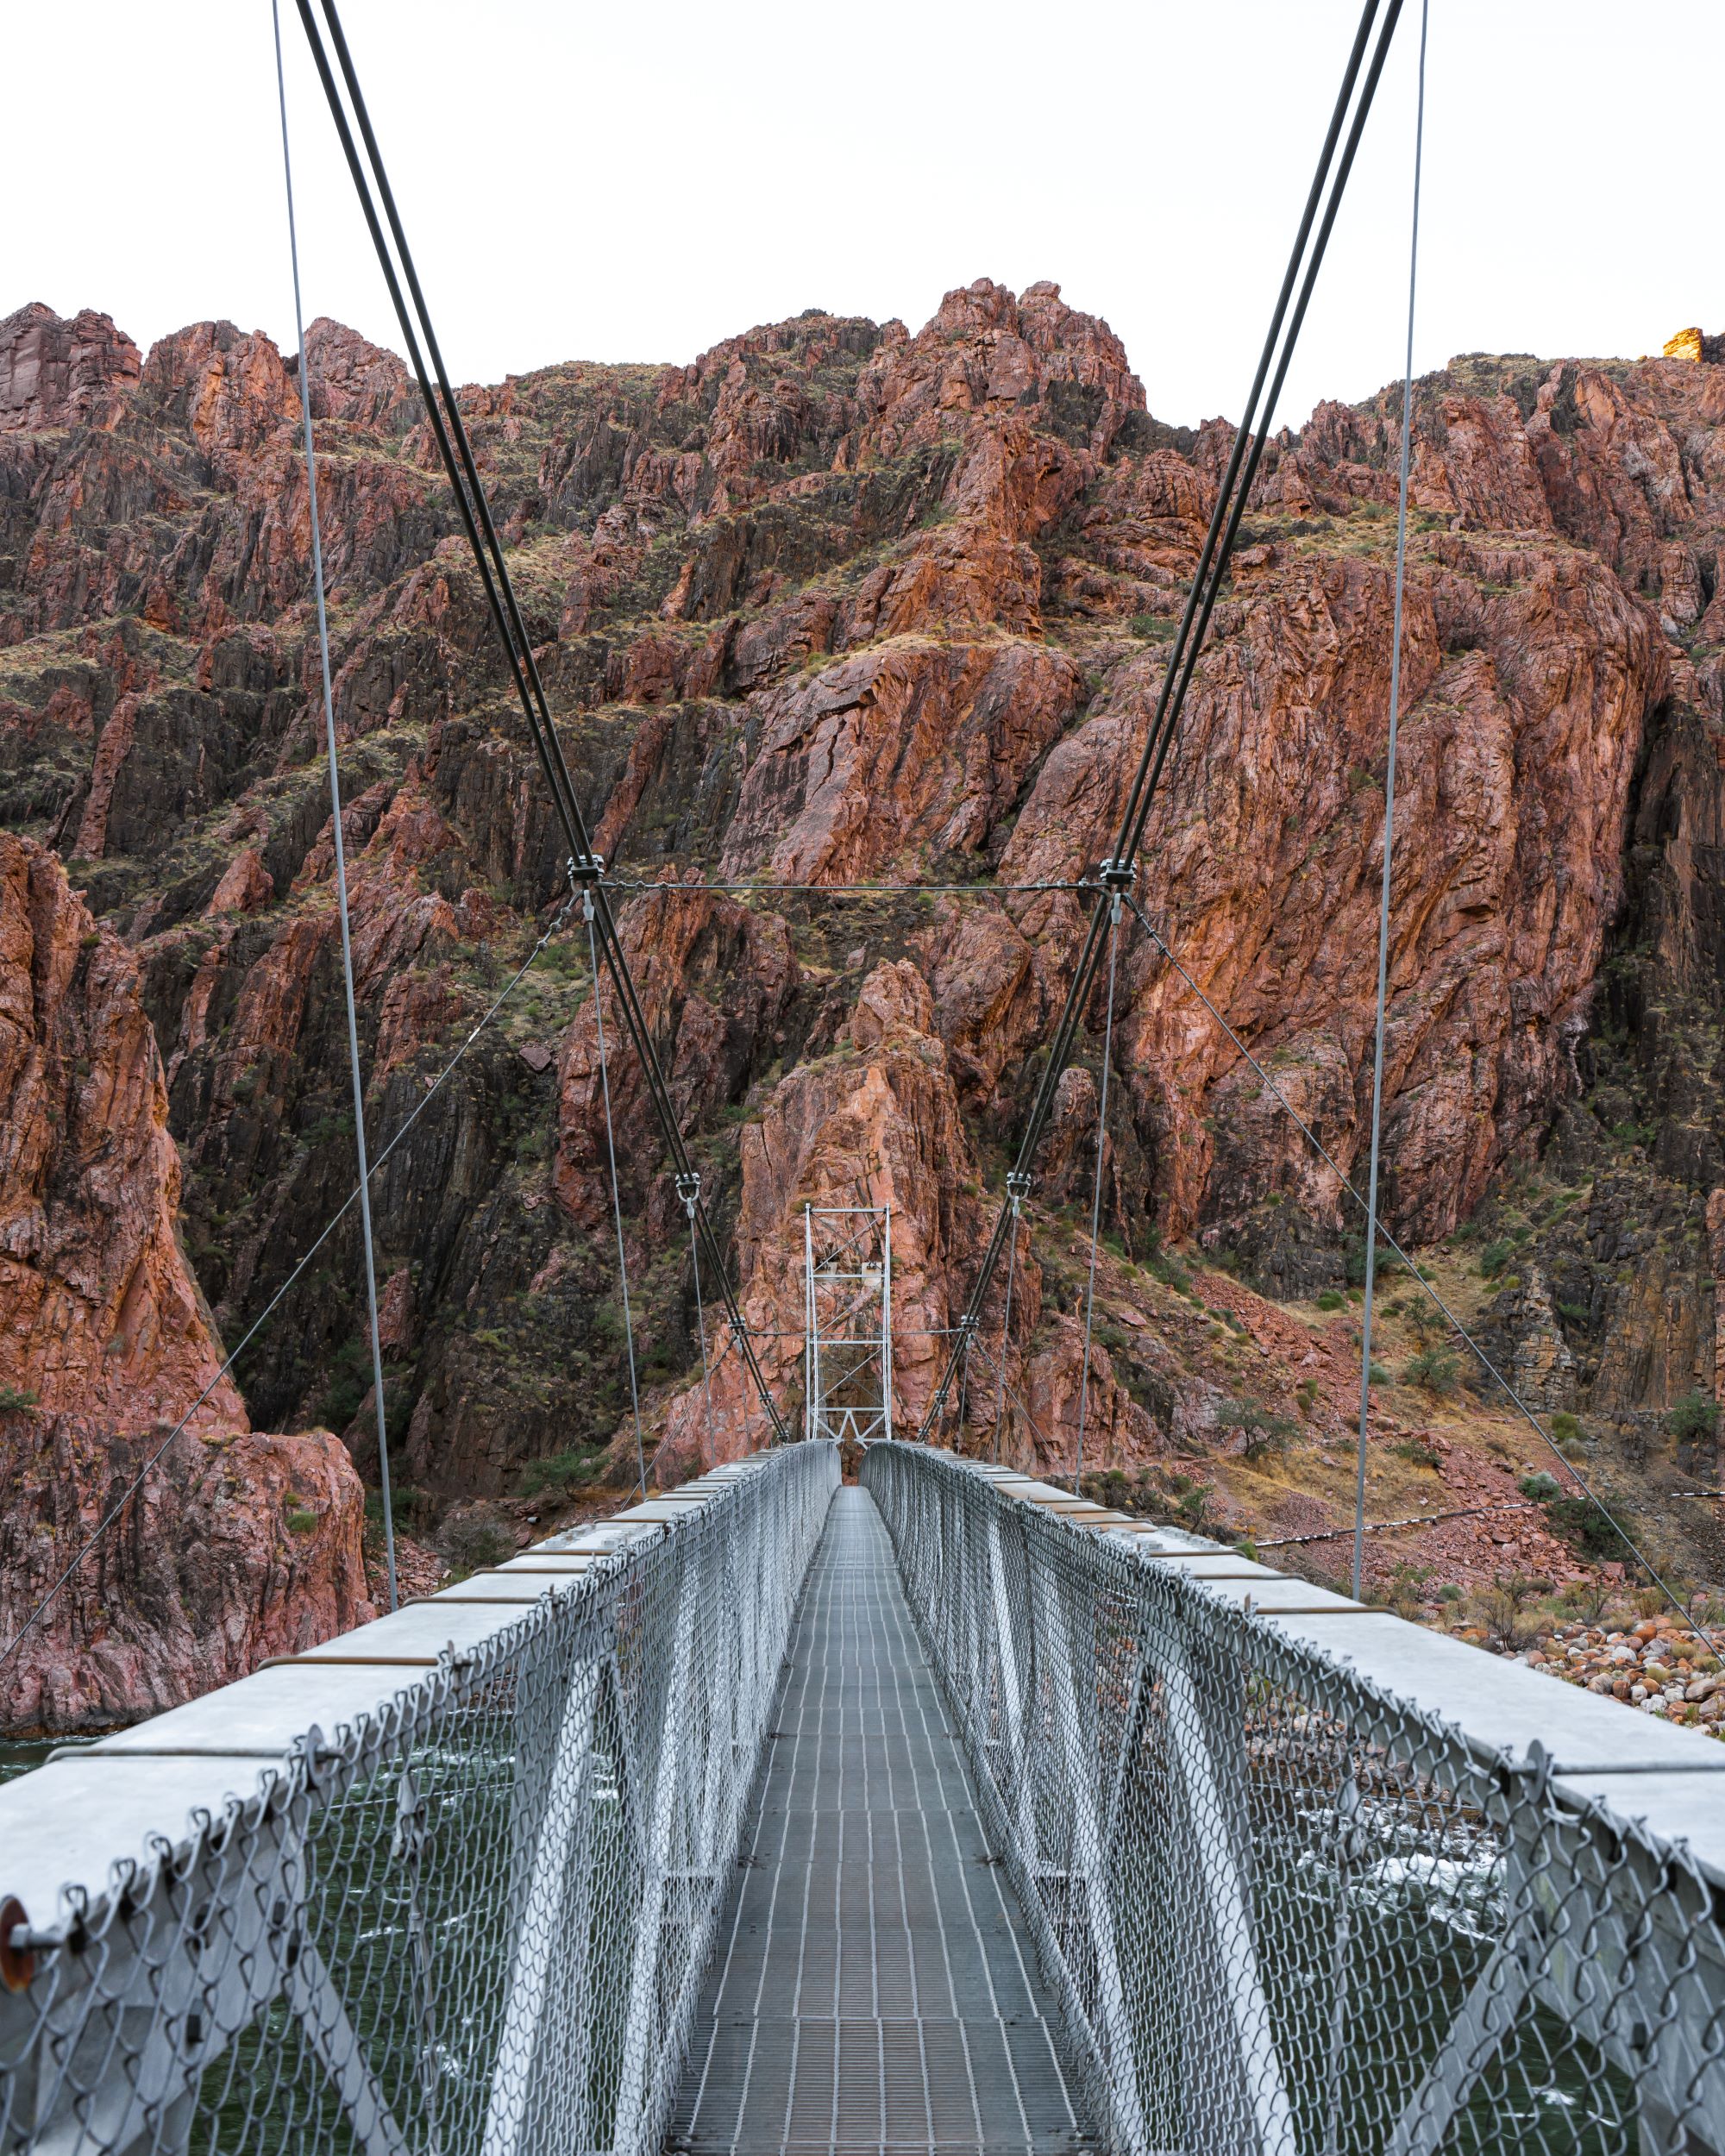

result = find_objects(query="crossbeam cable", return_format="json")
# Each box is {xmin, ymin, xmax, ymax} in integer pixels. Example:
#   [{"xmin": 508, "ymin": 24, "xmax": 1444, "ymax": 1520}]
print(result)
[
  {"xmin": 273, "ymin": 0, "xmax": 398, "ymax": 1611},
  {"xmin": 297, "ymin": 0, "xmax": 785, "ymax": 1444},
  {"xmin": 919, "ymin": 0, "xmax": 1402, "ymax": 1438},
  {"xmin": 602, "ymin": 878, "xmax": 1086, "ymax": 899}
]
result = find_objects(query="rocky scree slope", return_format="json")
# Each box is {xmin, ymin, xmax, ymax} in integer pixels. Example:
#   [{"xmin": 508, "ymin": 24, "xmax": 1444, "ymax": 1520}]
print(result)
[{"xmin": 3, "ymin": 286, "xmax": 1725, "ymax": 1725}]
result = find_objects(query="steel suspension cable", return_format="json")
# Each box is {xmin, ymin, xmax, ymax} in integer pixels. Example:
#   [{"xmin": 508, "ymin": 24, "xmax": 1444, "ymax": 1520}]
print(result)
[
  {"xmin": 678, "ymin": 1172, "xmax": 718, "ymax": 1454},
  {"xmin": 1113, "ymin": 0, "xmax": 1387, "ymax": 866},
  {"xmin": 273, "ymin": 0, "xmax": 398, "ymax": 1611},
  {"xmin": 296, "ymin": 0, "xmax": 786, "ymax": 1444},
  {"xmin": 1354, "ymin": 0, "xmax": 1429, "ymax": 1601},
  {"xmin": 919, "ymin": 0, "xmax": 1403, "ymax": 1440},
  {"xmin": 1074, "ymin": 892, "xmax": 1125, "ymax": 1492},
  {"xmin": 1122, "ymin": 894, "xmax": 1722, "ymax": 1660},
  {"xmin": 586, "ymin": 895, "xmax": 649, "ymax": 1497},
  {"xmin": 0, "ymin": 881, "xmax": 583, "ymax": 1682},
  {"xmin": 992, "ymin": 1186, "xmax": 1025, "ymax": 1465}
]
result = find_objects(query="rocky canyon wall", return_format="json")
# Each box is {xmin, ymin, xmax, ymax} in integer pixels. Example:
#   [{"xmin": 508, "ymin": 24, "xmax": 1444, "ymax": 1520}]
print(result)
[
  {"xmin": 0, "ymin": 830, "xmax": 367, "ymax": 1729},
  {"xmin": 5, "ymin": 279, "xmax": 1725, "ymax": 1722}
]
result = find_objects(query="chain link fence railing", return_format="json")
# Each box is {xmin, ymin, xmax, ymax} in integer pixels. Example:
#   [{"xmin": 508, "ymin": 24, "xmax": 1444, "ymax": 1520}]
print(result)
[
  {"xmin": 0, "ymin": 1441, "xmax": 838, "ymax": 2156},
  {"xmin": 862, "ymin": 1442, "xmax": 1725, "ymax": 2156}
]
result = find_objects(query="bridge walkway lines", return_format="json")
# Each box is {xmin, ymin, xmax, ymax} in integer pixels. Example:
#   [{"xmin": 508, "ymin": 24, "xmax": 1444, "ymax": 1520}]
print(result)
[{"xmin": 669, "ymin": 1486, "xmax": 1091, "ymax": 2156}]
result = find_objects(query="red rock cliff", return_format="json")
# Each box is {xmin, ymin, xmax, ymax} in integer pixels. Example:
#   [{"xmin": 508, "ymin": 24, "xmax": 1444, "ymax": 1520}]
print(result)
[
  {"xmin": 3, "ymin": 284, "xmax": 1725, "ymax": 1652},
  {"xmin": 0, "ymin": 833, "xmax": 369, "ymax": 1731}
]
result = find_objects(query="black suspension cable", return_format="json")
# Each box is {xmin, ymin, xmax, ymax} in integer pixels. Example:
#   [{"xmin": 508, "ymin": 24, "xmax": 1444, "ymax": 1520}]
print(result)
[
  {"xmin": 298, "ymin": 0, "xmax": 785, "ymax": 1443},
  {"xmin": 919, "ymin": 0, "xmax": 1402, "ymax": 1439}
]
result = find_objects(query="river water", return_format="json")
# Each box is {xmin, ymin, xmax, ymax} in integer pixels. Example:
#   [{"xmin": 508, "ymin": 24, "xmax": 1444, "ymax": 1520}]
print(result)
[{"xmin": 1, "ymin": 1738, "xmax": 66, "ymax": 1784}]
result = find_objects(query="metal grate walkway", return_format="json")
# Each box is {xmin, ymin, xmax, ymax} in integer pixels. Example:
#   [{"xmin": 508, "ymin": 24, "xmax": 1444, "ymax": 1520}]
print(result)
[{"xmin": 670, "ymin": 1487, "xmax": 1089, "ymax": 2156}]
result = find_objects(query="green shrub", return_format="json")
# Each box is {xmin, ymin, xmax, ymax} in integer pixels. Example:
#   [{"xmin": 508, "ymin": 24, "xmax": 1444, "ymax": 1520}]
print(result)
[
  {"xmin": 1665, "ymin": 1393, "xmax": 1717, "ymax": 1443},
  {"xmin": 1479, "ymin": 1239, "xmax": 1513, "ymax": 1278},
  {"xmin": 520, "ymin": 1448, "xmax": 603, "ymax": 1498},
  {"xmin": 1542, "ymin": 1495, "xmax": 1620, "ymax": 1559},
  {"xmin": 0, "ymin": 1385, "xmax": 39, "ymax": 1414},
  {"xmin": 285, "ymin": 1506, "xmax": 319, "ymax": 1536},
  {"xmin": 1518, "ymin": 1471, "xmax": 1561, "ymax": 1502},
  {"xmin": 1215, "ymin": 1396, "xmax": 1298, "ymax": 1461},
  {"xmin": 1548, "ymin": 1410, "xmax": 1584, "ymax": 1451},
  {"xmin": 1315, "ymin": 1288, "xmax": 1346, "ymax": 1313},
  {"xmin": 1395, "ymin": 1438, "xmax": 1442, "ymax": 1470},
  {"xmin": 1403, "ymin": 1348, "xmax": 1461, "ymax": 1396},
  {"xmin": 1345, "ymin": 1238, "xmax": 1402, "ymax": 1287}
]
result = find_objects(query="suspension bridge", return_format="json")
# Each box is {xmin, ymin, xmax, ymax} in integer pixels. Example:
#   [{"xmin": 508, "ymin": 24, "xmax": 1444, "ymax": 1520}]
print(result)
[
  {"xmin": 3, "ymin": 0, "xmax": 1725, "ymax": 2149},
  {"xmin": 4, "ymin": 1415, "xmax": 1725, "ymax": 2153}
]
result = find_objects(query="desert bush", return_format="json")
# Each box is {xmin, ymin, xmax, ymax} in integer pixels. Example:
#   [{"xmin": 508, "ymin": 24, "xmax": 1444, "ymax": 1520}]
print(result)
[
  {"xmin": 442, "ymin": 1511, "xmax": 515, "ymax": 1576},
  {"xmin": 1547, "ymin": 1409, "xmax": 1584, "ymax": 1452},
  {"xmin": 1215, "ymin": 1396, "xmax": 1298, "ymax": 1461},
  {"xmin": 1404, "ymin": 1347, "xmax": 1461, "ymax": 1395},
  {"xmin": 1665, "ymin": 1393, "xmax": 1717, "ymax": 1443}
]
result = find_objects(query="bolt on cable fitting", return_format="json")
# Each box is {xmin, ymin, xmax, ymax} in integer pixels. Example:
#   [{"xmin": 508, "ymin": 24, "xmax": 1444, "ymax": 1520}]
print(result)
[
  {"xmin": 569, "ymin": 853, "xmax": 606, "ymax": 883},
  {"xmin": 1006, "ymin": 1170, "xmax": 1032, "ymax": 1207},
  {"xmin": 674, "ymin": 1170, "xmax": 702, "ymax": 1216},
  {"xmin": 1095, "ymin": 858, "xmax": 1136, "ymax": 891}
]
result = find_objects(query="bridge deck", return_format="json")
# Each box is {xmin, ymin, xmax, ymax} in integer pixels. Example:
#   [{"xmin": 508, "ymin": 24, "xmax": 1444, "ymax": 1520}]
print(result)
[{"xmin": 670, "ymin": 1487, "xmax": 1088, "ymax": 2156}]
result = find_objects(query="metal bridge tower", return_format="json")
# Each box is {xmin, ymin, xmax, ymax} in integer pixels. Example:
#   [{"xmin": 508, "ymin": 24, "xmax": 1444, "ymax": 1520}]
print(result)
[{"xmin": 802, "ymin": 1202, "xmax": 893, "ymax": 1445}]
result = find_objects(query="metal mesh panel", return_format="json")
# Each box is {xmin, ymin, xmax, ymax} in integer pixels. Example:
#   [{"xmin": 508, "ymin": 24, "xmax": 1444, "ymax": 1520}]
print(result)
[
  {"xmin": 0, "ymin": 1442, "xmax": 838, "ymax": 2156},
  {"xmin": 861, "ymin": 1442, "xmax": 1725, "ymax": 2156}
]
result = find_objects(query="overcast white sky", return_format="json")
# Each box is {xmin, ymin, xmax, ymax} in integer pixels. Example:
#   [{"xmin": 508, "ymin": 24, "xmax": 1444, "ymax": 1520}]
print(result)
[{"xmin": 9, "ymin": 3, "xmax": 1716, "ymax": 432}]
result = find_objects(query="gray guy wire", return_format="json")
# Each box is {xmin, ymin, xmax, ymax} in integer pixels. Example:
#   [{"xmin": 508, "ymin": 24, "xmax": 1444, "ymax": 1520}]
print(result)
[
  {"xmin": 273, "ymin": 0, "xmax": 398, "ymax": 1609},
  {"xmin": 1354, "ymin": 0, "xmax": 1430, "ymax": 1604}
]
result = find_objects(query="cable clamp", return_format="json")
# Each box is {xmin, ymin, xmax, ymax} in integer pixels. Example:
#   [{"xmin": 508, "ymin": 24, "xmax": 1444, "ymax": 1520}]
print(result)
[
  {"xmin": 569, "ymin": 854, "xmax": 605, "ymax": 884},
  {"xmin": 674, "ymin": 1171, "xmax": 702, "ymax": 1216},
  {"xmin": 1005, "ymin": 1170, "xmax": 1032, "ymax": 1206},
  {"xmin": 1096, "ymin": 858, "xmax": 1136, "ymax": 891},
  {"xmin": 957, "ymin": 1314, "xmax": 981, "ymax": 1337}
]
